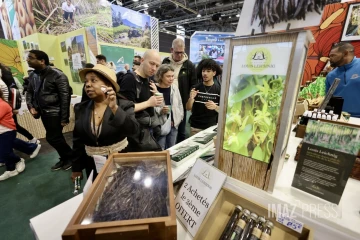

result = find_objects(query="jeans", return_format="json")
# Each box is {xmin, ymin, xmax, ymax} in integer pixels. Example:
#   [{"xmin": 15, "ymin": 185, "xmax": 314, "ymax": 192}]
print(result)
[
  {"xmin": 0, "ymin": 131, "xmax": 20, "ymax": 171},
  {"xmin": 13, "ymin": 138, "xmax": 37, "ymax": 155},
  {"xmin": 176, "ymin": 110, "xmax": 187, "ymax": 144},
  {"xmin": 63, "ymin": 11, "xmax": 73, "ymax": 21},
  {"xmin": 41, "ymin": 115, "xmax": 73, "ymax": 162},
  {"xmin": 13, "ymin": 114, "xmax": 34, "ymax": 140},
  {"xmin": 158, "ymin": 127, "xmax": 178, "ymax": 150}
]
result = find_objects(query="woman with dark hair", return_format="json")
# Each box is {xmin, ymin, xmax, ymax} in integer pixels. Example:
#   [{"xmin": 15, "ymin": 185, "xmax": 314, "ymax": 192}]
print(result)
[
  {"xmin": 155, "ymin": 64, "xmax": 184, "ymax": 149},
  {"xmin": 71, "ymin": 64, "xmax": 139, "ymax": 182},
  {"xmin": 186, "ymin": 59, "xmax": 222, "ymax": 136}
]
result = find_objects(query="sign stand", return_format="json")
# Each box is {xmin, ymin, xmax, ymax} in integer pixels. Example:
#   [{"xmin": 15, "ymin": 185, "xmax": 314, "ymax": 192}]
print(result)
[{"xmin": 214, "ymin": 30, "xmax": 314, "ymax": 192}]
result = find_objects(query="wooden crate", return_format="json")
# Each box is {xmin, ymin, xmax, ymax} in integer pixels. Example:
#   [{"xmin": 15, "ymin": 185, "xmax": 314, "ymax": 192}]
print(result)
[
  {"xmin": 62, "ymin": 151, "xmax": 177, "ymax": 240},
  {"xmin": 194, "ymin": 188, "xmax": 313, "ymax": 240}
]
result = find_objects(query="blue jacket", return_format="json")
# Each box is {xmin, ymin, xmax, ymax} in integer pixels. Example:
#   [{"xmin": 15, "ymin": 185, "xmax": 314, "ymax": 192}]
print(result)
[{"xmin": 326, "ymin": 57, "xmax": 360, "ymax": 117}]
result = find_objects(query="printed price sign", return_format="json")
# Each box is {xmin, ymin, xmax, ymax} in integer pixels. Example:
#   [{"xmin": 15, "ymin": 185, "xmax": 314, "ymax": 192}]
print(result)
[
  {"xmin": 276, "ymin": 213, "xmax": 304, "ymax": 234},
  {"xmin": 175, "ymin": 159, "xmax": 226, "ymax": 237}
]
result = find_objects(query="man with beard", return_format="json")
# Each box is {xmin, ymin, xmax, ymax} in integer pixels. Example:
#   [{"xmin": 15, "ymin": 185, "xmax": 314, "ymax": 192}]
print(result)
[
  {"xmin": 119, "ymin": 49, "xmax": 164, "ymax": 151},
  {"xmin": 162, "ymin": 39, "xmax": 197, "ymax": 142},
  {"xmin": 326, "ymin": 42, "xmax": 360, "ymax": 117},
  {"xmin": 26, "ymin": 50, "xmax": 73, "ymax": 171}
]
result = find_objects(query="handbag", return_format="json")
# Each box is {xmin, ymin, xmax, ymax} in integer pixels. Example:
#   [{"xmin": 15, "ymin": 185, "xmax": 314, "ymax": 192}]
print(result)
[{"xmin": 160, "ymin": 113, "xmax": 171, "ymax": 136}]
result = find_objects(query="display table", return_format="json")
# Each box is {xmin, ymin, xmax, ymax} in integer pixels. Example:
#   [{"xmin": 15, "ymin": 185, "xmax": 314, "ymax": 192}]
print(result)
[
  {"xmin": 16, "ymin": 96, "xmax": 81, "ymax": 141},
  {"xmin": 29, "ymin": 124, "xmax": 360, "ymax": 240}
]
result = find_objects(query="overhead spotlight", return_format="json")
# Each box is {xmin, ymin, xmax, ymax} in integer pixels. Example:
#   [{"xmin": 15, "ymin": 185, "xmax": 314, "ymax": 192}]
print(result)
[
  {"xmin": 165, "ymin": 21, "xmax": 169, "ymax": 24},
  {"xmin": 229, "ymin": 16, "xmax": 231, "ymax": 19},
  {"xmin": 153, "ymin": 10, "xmax": 156, "ymax": 13},
  {"xmin": 197, "ymin": 14, "xmax": 201, "ymax": 17},
  {"xmin": 236, "ymin": 13, "xmax": 240, "ymax": 17},
  {"xmin": 219, "ymin": 17, "xmax": 222, "ymax": 20},
  {"xmin": 133, "ymin": 0, "xmax": 139, "ymax": 2},
  {"xmin": 143, "ymin": 3, "xmax": 149, "ymax": 8}
]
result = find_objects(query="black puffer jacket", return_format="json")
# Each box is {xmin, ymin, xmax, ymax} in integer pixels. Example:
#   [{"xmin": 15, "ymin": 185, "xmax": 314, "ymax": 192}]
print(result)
[
  {"xmin": 162, "ymin": 57, "xmax": 198, "ymax": 107},
  {"xmin": 26, "ymin": 66, "xmax": 72, "ymax": 123}
]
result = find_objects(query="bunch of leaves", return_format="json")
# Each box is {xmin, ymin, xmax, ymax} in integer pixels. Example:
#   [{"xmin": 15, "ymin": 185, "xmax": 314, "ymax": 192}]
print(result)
[{"xmin": 224, "ymin": 74, "xmax": 285, "ymax": 163}]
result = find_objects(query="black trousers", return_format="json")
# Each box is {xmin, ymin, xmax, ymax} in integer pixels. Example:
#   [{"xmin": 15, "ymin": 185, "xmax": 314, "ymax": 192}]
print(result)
[
  {"xmin": 176, "ymin": 109, "xmax": 187, "ymax": 143},
  {"xmin": 41, "ymin": 115, "xmax": 73, "ymax": 162},
  {"xmin": 13, "ymin": 114, "xmax": 34, "ymax": 140}
]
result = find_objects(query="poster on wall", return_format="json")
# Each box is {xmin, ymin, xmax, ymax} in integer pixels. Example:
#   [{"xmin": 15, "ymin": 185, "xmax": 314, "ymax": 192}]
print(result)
[
  {"xmin": 14, "ymin": 0, "xmax": 36, "ymax": 38},
  {"xmin": 64, "ymin": 35, "xmax": 87, "ymax": 83},
  {"xmin": 85, "ymin": 26, "xmax": 99, "ymax": 64},
  {"xmin": 0, "ymin": 2, "xmax": 13, "ymax": 39},
  {"xmin": 222, "ymin": 42, "xmax": 292, "ymax": 163},
  {"xmin": 0, "ymin": 38, "xmax": 24, "ymax": 83},
  {"xmin": 111, "ymin": 5, "xmax": 151, "ymax": 49},
  {"xmin": 292, "ymin": 120, "xmax": 359, "ymax": 204},
  {"xmin": 341, "ymin": 3, "xmax": 360, "ymax": 41},
  {"xmin": 32, "ymin": 0, "xmax": 112, "ymax": 42},
  {"xmin": 3, "ymin": 0, "xmax": 21, "ymax": 39},
  {"xmin": 100, "ymin": 45, "xmax": 134, "ymax": 72},
  {"xmin": 189, "ymin": 32, "xmax": 235, "ymax": 65},
  {"xmin": 236, "ymin": 0, "xmax": 334, "ymax": 36}
]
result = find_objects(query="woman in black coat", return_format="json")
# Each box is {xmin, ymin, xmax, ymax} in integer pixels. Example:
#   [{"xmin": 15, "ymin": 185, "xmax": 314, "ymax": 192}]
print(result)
[{"xmin": 71, "ymin": 64, "xmax": 139, "ymax": 182}]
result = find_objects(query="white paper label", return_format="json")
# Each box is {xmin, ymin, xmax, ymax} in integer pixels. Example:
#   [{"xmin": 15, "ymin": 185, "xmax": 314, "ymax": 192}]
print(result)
[
  {"xmin": 276, "ymin": 213, "xmax": 304, "ymax": 234},
  {"xmin": 93, "ymin": 155, "xmax": 107, "ymax": 174},
  {"xmin": 175, "ymin": 159, "xmax": 227, "ymax": 237},
  {"xmin": 83, "ymin": 170, "xmax": 93, "ymax": 197}
]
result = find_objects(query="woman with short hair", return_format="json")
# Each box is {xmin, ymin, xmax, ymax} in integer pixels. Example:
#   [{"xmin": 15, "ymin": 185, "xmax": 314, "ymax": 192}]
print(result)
[{"xmin": 155, "ymin": 64, "xmax": 184, "ymax": 149}]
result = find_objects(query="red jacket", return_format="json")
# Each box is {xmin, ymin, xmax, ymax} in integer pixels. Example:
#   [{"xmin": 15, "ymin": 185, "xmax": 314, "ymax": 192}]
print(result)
[{"xmin": 0, "ymin": 98, "xmax": 15, "ymax": 131}]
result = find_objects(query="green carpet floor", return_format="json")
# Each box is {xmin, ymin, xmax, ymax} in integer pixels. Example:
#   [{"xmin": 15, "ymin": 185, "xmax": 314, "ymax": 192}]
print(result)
[{"xmin": 0, "ymin": 151, "xmax": 76, "ymax": 240}]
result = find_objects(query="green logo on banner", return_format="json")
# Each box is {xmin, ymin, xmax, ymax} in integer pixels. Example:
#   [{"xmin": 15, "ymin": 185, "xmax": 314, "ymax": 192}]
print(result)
[{"xmin": 244, "ymin": 47, "xmax": 273, "ymax": 72}]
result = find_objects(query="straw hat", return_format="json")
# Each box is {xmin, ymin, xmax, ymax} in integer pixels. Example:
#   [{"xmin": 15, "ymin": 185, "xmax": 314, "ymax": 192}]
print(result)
[{"xmin": 79, "ymin": 64, "xmax": 120, "ymax": 92}]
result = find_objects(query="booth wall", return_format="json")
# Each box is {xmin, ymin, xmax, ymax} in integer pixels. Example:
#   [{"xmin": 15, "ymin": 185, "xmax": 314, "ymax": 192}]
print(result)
[
  {"xmin": 57, "ymin": 28, "xmax": 90, "ymax": 96},
  {"xmin": 17, "ymin": 33, "xmax": 40, "ymax": 76},
  {"xmin": 303, "ymin": 1, "xmax": 360, "ymax": 84}
]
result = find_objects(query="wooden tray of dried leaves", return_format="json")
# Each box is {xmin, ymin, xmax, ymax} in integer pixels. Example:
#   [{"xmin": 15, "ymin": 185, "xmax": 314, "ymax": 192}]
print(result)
[{"xmin": 62, "ymin": 151, "xmax": 177, "ymax": 240}]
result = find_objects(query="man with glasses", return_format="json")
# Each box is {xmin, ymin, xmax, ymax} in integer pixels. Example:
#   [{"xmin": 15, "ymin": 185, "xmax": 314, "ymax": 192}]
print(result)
[
  {"xmin": 26, "ymin": 50, "xmax": 73, "ymax": 171},
  {"xmin": 162, "ymin": 38, "xmax": 197, "ymax": 143}
]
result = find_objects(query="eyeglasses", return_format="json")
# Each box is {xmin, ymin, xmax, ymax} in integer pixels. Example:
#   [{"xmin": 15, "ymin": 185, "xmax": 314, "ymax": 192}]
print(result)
[
  {"xmin": 174, "ymin": 51, "xmax": 184, "ymax": 55},
  {"xmin": 27, "ymin": 56, "xmax": 37, "ymax": 60}
]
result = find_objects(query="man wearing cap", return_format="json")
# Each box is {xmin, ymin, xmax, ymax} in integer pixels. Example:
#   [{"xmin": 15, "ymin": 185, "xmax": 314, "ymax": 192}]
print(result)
[{"xmin": 26, "ymin": 50, "xmax": 73, "ymax": 171}]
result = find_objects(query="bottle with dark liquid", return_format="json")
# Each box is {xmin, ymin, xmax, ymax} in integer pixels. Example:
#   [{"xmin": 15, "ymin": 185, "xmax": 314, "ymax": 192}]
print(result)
[
  {"xmin": 238, "ymin": 212, "xmax": 258, "ymax": 240},
  {"xmin": 230, "ymin": 209, "xmax": 250, "ymax": 240},
  {"xmin": 248, "ymin": 216, "xmax": 266, "ymax": 240},
  {"xmin": 260, "ymin": 221, "xmax": 274, "ymax": 240},
  {"xmin": 219, "ymin": 205, "xmax": 243, "ymax": 240}
]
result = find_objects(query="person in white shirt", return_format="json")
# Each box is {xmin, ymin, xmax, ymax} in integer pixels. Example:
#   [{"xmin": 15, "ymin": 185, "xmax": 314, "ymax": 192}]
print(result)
[{"xmin": 62, "ymin": 0, "xmax": 75, "ymax": 23}]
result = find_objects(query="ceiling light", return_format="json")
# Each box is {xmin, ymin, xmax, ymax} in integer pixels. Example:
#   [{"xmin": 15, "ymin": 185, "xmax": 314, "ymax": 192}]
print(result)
[
  {"xmin": 165, "ymin": 21, "xmax": 169, "ymax": 24},
  {"xmin": 229, "ymin": 16, "xmax": 232, "ymax": 19},
  {"xmin": 197, "ymin": 14, "xmax": 201, "ymax": 17},
  {"xmin": 133, "ymin": 0, "xmax": 139, "ymax": 2},
  {"xmin": 143, "ymin": 3, "xmax": 149, "ymax": 8},
  {"xmin": 219, "ymin": 17, "xmax": 222, "ymax": 20},
  {"xmin": 236, "ymin": 13, "xmax": 240, "ymax": 17},
  {"xmin": 153, "ymin": 10, "xmax": 156, "ymax": 13}
]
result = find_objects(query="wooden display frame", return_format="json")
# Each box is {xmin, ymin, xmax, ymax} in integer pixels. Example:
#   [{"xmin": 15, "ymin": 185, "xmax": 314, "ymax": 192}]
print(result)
[
  {"xmin": 194, "ymin": 187, "xmax": 313, "ymax": 240},
  {"xmin": 62, "ymin": 152, "xmax": 177, "ymax": 240},
  {"xmin": 215, "ymin": 31, "xmax": 314, "ymax": 192}
]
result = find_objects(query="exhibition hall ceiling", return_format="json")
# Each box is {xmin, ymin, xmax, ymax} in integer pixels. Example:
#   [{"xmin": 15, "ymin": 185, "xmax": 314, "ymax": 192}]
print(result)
[{"xmin": 109, "ymin": 0, "xmax": 243, "ymax": 36}]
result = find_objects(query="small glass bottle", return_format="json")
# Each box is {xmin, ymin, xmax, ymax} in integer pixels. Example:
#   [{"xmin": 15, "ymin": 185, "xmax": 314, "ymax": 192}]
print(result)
[
  {"xmin": 239, "ymin": 212, "xmax": 258, "ymax": 240},
  {"xmin": 317, "ymin": 110, "xmax": 322, "ymax": 119},
  {"xmin": 219, "ymin": 205, "xmax": 243, "ymax": 240},
  {"xmin": 248, "ymin": 216, "xmax": 266, "ymax": 240},
  {"xmin": 311, "ymin": 109, "xmax": 318, "ymax": 119},
  {"xmin": 260, "ymin": 221, "xmax": 274, "ymax": 240},
  {"xmin": 230, "ymin": 209, "xmax": 250, "ymax": 240}
]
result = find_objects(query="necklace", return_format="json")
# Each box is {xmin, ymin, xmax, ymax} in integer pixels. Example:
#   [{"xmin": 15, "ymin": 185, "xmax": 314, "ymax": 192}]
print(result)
[{"xmin": 204, "ymin": 84, "xmax": 214, "ymax": 93}]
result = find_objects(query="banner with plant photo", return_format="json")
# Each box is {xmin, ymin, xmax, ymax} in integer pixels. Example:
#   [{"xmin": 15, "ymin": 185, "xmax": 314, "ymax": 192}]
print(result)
[
  {"xmin": 111, "ymin": 5, "xmax": 151, "ymax": 49},
  {"xmin": 223, "ymin": 43, "xmax": 292, "ymax": 163},
  {"xmin": 32, "ymin": 0, "xmax": 113, "ymax": 42},
  {"xmin": 304, "ymin": 120, "xmax": 360, "ymax": 155},
  {"xmin": 64, "ymin": 35, "xmax": 87, "ymax": 83}
]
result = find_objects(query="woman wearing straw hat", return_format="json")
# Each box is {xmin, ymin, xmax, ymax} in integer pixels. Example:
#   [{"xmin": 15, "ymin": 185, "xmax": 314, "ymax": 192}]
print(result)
[{"xmin": 70, "ymin": 64, "xmax": 139, "ymax": 182}]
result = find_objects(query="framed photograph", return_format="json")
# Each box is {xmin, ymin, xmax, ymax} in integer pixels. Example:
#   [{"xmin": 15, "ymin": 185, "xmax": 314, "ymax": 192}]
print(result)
[{"xmin": 341, "ymin": 3, "xmax": 360, "ymax": 41}]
